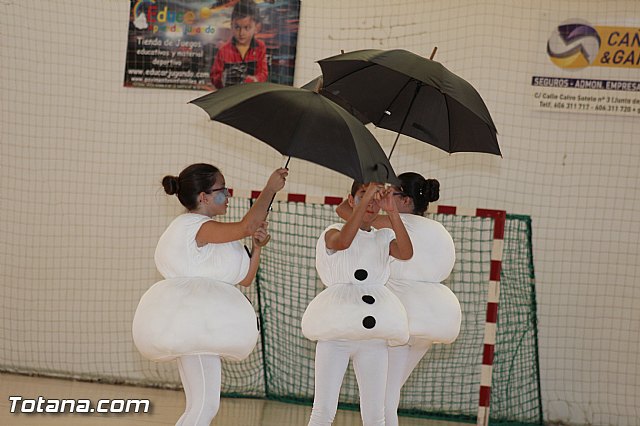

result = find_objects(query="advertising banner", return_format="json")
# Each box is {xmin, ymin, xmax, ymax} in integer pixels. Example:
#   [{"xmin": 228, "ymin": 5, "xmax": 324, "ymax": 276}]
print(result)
[{"xmin": 124, "ymin": 0, "xmax": 300, "ymax": 90}]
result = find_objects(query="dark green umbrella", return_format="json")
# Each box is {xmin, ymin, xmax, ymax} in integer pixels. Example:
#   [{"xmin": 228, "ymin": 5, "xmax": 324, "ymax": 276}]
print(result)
[
  {"xmin": 316, "ymin": 49, "xmax": 501, "ymax": 158},
  {"xmin": 189, "ymin": 82, "xmax": 399, "ymax": 185}
]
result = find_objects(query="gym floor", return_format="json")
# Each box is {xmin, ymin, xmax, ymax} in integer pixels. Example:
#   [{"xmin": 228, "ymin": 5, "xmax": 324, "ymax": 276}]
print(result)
[{"xmin": 0, "ymin": 373, "xmax": 468, "ymax": 426}]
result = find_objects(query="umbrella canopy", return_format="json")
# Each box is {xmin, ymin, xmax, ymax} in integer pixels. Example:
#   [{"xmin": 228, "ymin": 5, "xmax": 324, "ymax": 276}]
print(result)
[
  {"xmin": 301, "ymin": 76, "xmax": 370, "ymax": 124},
  {"xmin": 190, "ymin": 82, "xmax": 399, "ymax": 185},
  {"xmin": 317, "ymin": 49, "xmax": 501, "ymax": 158}
]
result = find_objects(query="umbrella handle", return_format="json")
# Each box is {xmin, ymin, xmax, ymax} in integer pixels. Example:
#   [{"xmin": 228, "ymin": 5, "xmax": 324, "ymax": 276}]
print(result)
[
  {"xmin": 266, "ymin": 156, "xmax": 291, "ymax": 212},
  {"xmin": 260, "ymin": 155, "xmax": 290, "ymax": 246}
]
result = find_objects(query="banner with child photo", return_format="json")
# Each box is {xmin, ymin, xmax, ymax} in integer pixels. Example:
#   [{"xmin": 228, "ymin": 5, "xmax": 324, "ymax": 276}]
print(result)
[{"xmin": 124, "ymin": 0, "xmax": 300, "ymax": 90}]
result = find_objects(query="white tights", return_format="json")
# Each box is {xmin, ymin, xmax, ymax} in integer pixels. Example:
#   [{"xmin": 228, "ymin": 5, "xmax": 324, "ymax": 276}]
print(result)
[
  {"xmin": 175, "ymin": 354, "xmax": 222, "ymax": 426},
  {"xmin": 308, "ymin": 339, "xmax": 388, "ymax": 426},
  {"xmin": 385, "ymin": 339, "xmax": 432, "ymax": 426}
]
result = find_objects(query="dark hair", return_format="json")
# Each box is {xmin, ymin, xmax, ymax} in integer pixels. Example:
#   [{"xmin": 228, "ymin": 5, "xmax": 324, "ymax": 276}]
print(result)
[
  {"xmin": 162, "ymin": 163, "xmax": 220, "ymax": 211},
  {"xmin": 232, "ymin": 0, "xmax": 260, "ymax": 23},
  {"xmin": 399, "ymin": 172, "xmax": 439, "ymax": 215},
  {"xmin": 349, "ymin": 180, "xmax": 365, "ymax": 197}
]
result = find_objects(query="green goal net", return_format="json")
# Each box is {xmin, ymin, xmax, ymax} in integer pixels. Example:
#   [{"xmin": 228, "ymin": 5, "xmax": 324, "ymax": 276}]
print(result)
[{"xmin": 222, "ymin": 198, "xmax": 541, "ymax": 425}]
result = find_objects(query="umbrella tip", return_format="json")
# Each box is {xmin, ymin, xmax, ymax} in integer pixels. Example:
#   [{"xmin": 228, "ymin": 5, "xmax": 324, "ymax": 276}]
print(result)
[
  {"xmin": 374, "ymin": 162, "xmax": 391, "ymax": 180},
  {"xmin": 429, "ymin": 46, "xmax": 438, "ymax": 60}
]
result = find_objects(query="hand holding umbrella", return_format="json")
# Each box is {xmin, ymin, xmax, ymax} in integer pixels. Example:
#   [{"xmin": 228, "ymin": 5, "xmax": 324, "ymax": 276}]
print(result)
[
  {"xmin": 243, "ymin": 167, "xmax": 288, "ymax": 247},
  {"xmin": 252, "ymin": 221, "xmax": 270, "ymax": 248}
]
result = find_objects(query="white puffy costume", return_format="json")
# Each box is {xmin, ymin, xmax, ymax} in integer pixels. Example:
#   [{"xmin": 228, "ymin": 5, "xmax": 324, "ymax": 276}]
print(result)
[
  {"xmin": 302, "ymin": 223, "xmax": 409, "ymax": 426},
  {"xmin": 384, "ymin": 213, "xmax": 460, "ymax": 426},
  {"xmin": 388, "ymin": 213, "xmax": 460, "ymax": 343},
  {"xmin": 132, "ymin": 213, "xmax": 259, "ymax": 426},
  {"xmin": 133, "ymin": 213, "xmax": 258, "ymax": 361}
]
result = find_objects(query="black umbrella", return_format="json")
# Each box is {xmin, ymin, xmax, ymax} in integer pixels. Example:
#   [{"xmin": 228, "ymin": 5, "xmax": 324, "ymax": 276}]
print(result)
[
  {"xmin": 189, "ymin": 82, "xmax": 399, "ymax": 185},
  {"xmin": 316, "ymin": 48, "xmax": 501, "ymax": 158},
  {"xmin": 301, "ymin": 76, "xmax": 370, "ymax": 124}
]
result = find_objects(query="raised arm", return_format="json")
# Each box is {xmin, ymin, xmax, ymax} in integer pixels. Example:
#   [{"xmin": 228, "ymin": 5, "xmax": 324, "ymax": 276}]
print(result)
[
  {"xmin": 335, "ymin": 198, "xmax": 391, "ymax": 229},
  {"xmin": 196, "ymin": 168, "xmax": 288, "ymax": 245},
  {"xmin": 379, "ymin": 189, "xmax": 413, "ymax": 260},
  {"xmin": 325, "ymin": 183, "xmax": 382, "ymax": 251}
]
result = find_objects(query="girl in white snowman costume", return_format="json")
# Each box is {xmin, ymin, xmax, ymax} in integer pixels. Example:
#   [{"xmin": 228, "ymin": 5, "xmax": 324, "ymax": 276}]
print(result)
[
  {"xmin": 337, "ymin": 172, "xmax": 461, "ymax": 426},
  {"xmin": 132, "ymin": 163, "xmax": 287, "ymax": 426},
  {"xmin": 302, "ymin": 182, "xmax": 413, "ymax": 426}
]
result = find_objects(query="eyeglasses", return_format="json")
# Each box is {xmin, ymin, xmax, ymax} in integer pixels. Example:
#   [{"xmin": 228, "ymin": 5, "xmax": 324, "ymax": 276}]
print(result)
[{"xmin": 207, "ymin": 187, "xmax": 231, "ymax": 197}]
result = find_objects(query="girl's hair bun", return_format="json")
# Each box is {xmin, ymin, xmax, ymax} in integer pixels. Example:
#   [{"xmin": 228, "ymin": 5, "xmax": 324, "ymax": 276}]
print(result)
[{"xmin": 162, "ymin": 175, "xmax": 179, "ymax": 195}]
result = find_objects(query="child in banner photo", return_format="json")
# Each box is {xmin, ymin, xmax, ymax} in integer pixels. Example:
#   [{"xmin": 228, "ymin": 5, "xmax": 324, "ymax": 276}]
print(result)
[
  {"xmin": 132, "ymin": 163, "xmax": 287, "ymax": 426},
  {"xmin": 302, "ymin": 182, "xmax": 413, "ymax": 426},
  {"xmin": 210, "ymin": 0, "xmax": 268, "ymax": 89}
]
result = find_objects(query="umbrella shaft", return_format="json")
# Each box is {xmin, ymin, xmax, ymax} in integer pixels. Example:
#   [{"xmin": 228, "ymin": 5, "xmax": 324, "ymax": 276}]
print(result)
[
  {"xmin": 266, "ymin": 156, "xmax": 291, "ymax": 213},
  {"xmin": 388, "ymin": 82, "xmax": 422, "ymax": 160}
]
